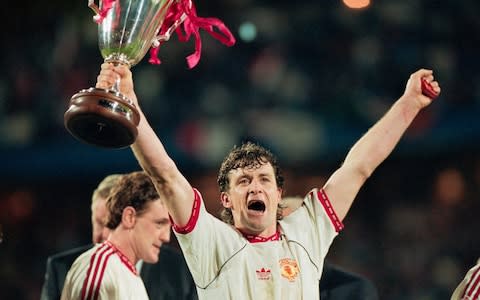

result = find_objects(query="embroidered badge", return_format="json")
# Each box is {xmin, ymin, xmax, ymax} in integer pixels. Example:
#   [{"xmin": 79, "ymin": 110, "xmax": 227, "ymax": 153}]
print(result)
[
  {"xmin": 279, "ymin": 258, "xmax": 300, "ymax": 282},
  {"xmin": 256, "ymin": 267, "xmax": 272, "ymax": 280}
]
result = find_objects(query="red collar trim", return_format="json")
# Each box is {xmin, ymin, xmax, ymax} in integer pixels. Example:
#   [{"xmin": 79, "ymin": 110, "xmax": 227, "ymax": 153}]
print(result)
[
  {"xmin": 104, "ymin": 241, "xmax": 138, "ymax": 276},
  {"xmin": 240, "ymin": 230, "xmax": 281, "ymax": 243}
]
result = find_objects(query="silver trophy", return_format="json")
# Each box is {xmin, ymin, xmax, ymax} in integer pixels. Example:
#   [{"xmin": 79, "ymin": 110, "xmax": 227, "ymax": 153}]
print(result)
[{"xmin": 64, "ymin": 0, "xmax": 187, "ymax": 148}]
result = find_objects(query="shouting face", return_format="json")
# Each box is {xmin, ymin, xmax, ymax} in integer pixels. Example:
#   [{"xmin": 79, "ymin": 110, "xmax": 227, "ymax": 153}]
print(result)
[{"xmin": 221, "ymin": 162, "xmax": 282, "ymax": 237}]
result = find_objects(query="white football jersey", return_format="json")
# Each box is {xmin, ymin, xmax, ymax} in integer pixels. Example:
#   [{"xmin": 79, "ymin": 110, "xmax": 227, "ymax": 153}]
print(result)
[
  {"xmin": 452, "ymin": 260, "xmax": 480, "ymax": 300},
  {"xmin": 61, "ymin": 241, "xmax": 148, "ymax": 300},
  {"xmin": 174, "ymin": 188, "xmax": 343, "ymax": 300}
]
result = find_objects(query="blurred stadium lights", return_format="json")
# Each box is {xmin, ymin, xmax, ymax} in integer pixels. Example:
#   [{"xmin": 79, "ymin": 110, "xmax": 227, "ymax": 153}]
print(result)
[
  {"xmin": 238, "ymin": 21, "xmax": 257, "ymax": 42},
  {"xmin": 342, "ymin": 0, "xmax": 370, "ymax": 9},
  {"xmin": 1, "ymin": 0, "xmax": 480, "ymax": 182}
]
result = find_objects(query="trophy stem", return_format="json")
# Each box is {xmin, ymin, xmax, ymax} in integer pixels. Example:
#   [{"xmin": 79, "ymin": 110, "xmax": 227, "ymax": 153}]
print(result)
[
  {"xmin": 105, "ymin": 53, "xmax": 132, "ymax": 68},
  {"xmin": 103, "ymin": 54, "xmax": 134, "ymax": 104}
]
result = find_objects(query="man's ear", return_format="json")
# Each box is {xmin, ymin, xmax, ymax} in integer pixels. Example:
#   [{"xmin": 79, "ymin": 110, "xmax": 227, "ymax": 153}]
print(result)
[
  {"xmin": 277, "ymin": 188, "xmax": 283, "ymax": 202},
  {"xmin": 220, "ymin": 192, "xmax": 232, "ymax": 208},
  {"xmin": 122, "ymin": 206, "xmax": 136, "ymax": 229}
]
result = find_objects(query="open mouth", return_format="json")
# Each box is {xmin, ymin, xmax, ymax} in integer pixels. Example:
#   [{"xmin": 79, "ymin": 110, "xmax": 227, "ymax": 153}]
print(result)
[{"xmin": 247, "ymin": 200, "xmax": 266, "ymax": 212}]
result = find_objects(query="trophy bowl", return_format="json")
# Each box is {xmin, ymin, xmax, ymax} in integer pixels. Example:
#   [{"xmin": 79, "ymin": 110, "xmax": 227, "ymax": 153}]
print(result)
[
  {"xmin": 64, "ymin": 0, "xmax": 178, "ymax": 148},
  {"xmin": 64, "ymin": 0, "xmax": 235, "ymax": 148}
]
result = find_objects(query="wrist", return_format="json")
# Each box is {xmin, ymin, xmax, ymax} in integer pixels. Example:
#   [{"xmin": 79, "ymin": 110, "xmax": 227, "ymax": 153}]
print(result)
[
  {"xmin": 394, "ymin": 95, "xmax": 424, "ymax": 123},
  {"xmin": 397, "ymin": 94, "xmax": 424, "ymax": 112}
]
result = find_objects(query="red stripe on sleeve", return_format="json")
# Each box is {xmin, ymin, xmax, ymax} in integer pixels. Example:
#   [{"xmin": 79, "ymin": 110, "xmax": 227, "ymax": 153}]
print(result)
[
  {"xmin": 463, "ymin": 265, "xmax": 480, "ymax": 299},
  {"xmin": 172, "ymin": 188, "xmax": 202, "ymax": 234},
  {"xmin": 81, "ymin": 243, "xmax": 108, "ymax": 300},
  {"xmin": 92, "ymin": 250, "xmax": 115, "ymax": 300},
  {"xmin": 316, "ymin": 189, "xmax": 344, "ymax": 233},
  {"xmin": 86, "ymin": 247, "xmax": 110, "ymax": 300},
  {"xmin": 82, "ymin": 243, "xmax": 112, "ymax": 300}
]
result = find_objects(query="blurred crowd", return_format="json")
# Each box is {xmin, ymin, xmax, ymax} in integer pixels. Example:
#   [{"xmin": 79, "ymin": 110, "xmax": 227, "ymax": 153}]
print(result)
[
  {"xmin": 1, "ymin": 0, "xmax": 480, "ymax": 299},
  {"xmin": 1, "ymin": 0, "xmax": 479, "ymax": 167},
  {"xmin": 2, "ymin": 151, "xmax": 480, "ymax": 299}
]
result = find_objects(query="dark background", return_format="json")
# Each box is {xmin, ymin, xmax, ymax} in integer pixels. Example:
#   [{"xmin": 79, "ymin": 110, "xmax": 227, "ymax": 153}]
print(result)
[{"xmin": 1, "ymin": 0, "xmax": 480, "ymax": 299}]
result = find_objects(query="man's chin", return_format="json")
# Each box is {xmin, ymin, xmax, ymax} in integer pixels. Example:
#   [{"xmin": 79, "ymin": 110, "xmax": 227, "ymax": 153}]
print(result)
[
  {"xmin": 144, "ymin": 256, "xmax": 159, "ymax": 264},
  {"xmin": 244, "ymin": 222, "xmax": 268, "ymax": 234}
]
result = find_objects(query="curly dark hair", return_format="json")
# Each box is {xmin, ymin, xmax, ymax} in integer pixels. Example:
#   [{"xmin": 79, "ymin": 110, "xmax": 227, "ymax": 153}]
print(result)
[
  {"xmin": 105, "ymin": 171, "xmax": 160, "ymax": 229},
  {"xmin": 217, "ymin": 142, "xmax": 285, "ymax": 225}
]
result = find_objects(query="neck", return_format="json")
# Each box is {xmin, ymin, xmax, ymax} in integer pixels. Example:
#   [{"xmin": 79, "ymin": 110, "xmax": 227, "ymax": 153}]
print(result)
[
  {"xmin": 103, "ymin": 240, "xmax": 139, "ymax": 276},
  {"xmin": 108, "ymin": 229, "xmax": 137, "ymax": 265},
  {"xmin": 237, "ymin": 226, "xmax": 280, "ymax": 243}
]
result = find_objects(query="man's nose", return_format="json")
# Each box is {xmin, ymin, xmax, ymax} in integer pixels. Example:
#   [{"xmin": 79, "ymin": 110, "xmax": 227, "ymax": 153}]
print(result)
[{"xmin": 248, "ymin": 180, "xmax": 261, "ymax": 194}]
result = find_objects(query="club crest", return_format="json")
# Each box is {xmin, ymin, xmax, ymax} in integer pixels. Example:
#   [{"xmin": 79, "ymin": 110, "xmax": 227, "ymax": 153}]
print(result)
[{"xmin": 279, "ymin": 258, "xmax": 300, "ymax": 282}]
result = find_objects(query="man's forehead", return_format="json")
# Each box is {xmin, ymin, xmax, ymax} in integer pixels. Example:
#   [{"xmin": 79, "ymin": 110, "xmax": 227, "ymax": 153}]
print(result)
[
  {"xmin": 143, "ymin": 200, "xmax": 170, "ymax": 219},
  {"xmin": 229, "ymin": 162, "xmax": 274, "ymax": 176}
]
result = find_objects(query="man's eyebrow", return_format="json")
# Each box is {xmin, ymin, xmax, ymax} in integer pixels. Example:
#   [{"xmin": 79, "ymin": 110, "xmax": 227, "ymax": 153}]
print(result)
[
  {"xmin": 156, "ymin": 218, "xmax": 170, "ymax": 224},
  {"xmin": 258, "ymin": 172, "xmax": 273, "ymax": 177}
]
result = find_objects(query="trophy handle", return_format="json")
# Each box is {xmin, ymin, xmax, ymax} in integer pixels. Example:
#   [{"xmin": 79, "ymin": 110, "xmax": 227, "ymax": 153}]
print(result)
[
  {"xmin": 152, "ymin": 0, "xmax": 192, "ymax": 45},
  {"xmin": 88, "ymin": 0, "xmax": 116, "ymax": 23},
  {"xmin": 88, "ymin": 0, "xmax": 101, "ymax": 21},
  {"xmin": 152, "ymin": 12, "xmax": 188, "ymax": 47}
]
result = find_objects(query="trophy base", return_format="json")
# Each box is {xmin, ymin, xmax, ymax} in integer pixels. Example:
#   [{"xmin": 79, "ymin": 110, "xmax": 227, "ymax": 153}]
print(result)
[{"xmin": 64, "ymin": 88, "xmax": 140, "ymax": 149}]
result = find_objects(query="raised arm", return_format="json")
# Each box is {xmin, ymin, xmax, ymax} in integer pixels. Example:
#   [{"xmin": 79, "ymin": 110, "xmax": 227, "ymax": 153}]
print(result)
[
  {"xmin": 323, "ymin": 69, "xmax": 441, "ymax": 221},
  {"xmin": 96, "ymin": 63, "xmax": 194, "ymax": 226}
]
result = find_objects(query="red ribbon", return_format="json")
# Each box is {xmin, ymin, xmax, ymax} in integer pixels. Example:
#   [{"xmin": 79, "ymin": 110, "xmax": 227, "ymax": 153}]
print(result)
[
  {"xmin": 149, "ymin": 0, "xmax": 236, "ymax": 68},
  {"xmin": 96, "ymin": 0, "xmax": 235, "ymax": 68},
  {"xmin": 94, "ymin": 0, "xmax": 115, "ymax": 24}
]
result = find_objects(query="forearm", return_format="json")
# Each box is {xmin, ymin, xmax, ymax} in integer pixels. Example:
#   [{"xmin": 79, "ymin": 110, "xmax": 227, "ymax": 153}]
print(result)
[
  {"xmin": 325, "ymin": 96, "xmax": 423, "ymax": 220},
  {"xmin": 131, "ymin": 110, "xmax": 174, "ymax": 177},
  {"xmin": 324, "ymin": 69, "xmax": 440, "ymax": 221},
  {"xmin": 131, "ymin": 109, "xmax": 194, "ymax": 226},
  {"xmin": 95, "ymin": 63, "xmax": 194, "ymax": 224},
  {"xmin": 344, "ymin": 95, "xmax": 422, "ymax": 177}
]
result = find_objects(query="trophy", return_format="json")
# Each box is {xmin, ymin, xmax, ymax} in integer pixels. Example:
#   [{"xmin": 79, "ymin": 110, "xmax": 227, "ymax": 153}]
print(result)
[{"xmin": 64, "ymin": 0, "xmax": 235, "ymax": 148}]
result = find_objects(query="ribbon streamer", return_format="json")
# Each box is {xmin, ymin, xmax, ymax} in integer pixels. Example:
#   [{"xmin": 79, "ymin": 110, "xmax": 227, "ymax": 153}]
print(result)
[
  {"xmin": 154, "ymin": 0, "xmax": 236, "ymax": 68},
  {"xmin": 94, "ymin": 0, "xmax": 115, "ymax": 23},
  {"xmin": 97, "ymin": 0, "xmax": 236, "ymax": 68}
]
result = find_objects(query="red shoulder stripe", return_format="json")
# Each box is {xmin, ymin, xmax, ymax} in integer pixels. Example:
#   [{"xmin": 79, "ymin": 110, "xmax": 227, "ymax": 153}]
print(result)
[
  {"xmin": 172, "ymin": 188, "xmax": 202, "ymax": 234},
  {"xmin": 315, "ymin": 189, "xmax": 344, "ymax": 232},
  {"xmin": 81, "ymin": 243, "xmax": 114, "ymax": 300},
  {"xmin": 463, "ymin": 265, "xmax": 480, "ymax": 299},
  {"xmin": 81, "ymin": 243, "xmax": 108, "ymax": 300},
  {"xmin": 92, "ymin": 250, "xmax": 115, "ymax": 300}
]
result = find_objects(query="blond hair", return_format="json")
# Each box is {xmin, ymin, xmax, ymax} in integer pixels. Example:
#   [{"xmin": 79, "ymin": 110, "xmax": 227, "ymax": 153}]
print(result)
[{"xmin": 91, "ymin": 174, "xmax": 123, "ymax": 206}]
